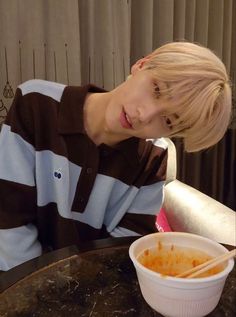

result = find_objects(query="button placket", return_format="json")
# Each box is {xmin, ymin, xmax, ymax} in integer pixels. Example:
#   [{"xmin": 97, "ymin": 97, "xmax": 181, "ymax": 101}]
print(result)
[
  {"xmin": 71, "ymin": 141, "xmax": 99, "ymax": 213},
  {"xmin": 86, "ymin": 167, "xmax": 93, "ymax": 174}
]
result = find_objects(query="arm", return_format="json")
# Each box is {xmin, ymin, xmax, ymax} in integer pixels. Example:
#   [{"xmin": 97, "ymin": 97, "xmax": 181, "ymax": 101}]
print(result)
[
  {"xmin": 109, "ymin": 140, "xmax": 168, "ymax": 237},
  {"xmin": 0, "ymin": 88, "xmax": 42, "ymax": 271},
  {"xmin": 109, "ymin": 185, "xmax": 164, "ymax": 237}
]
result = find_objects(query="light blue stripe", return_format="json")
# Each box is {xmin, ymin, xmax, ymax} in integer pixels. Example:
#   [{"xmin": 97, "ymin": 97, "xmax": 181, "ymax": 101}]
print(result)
[
  {"xmin": 110, "ymin": 226, "xmax": 141, "ymax": 237},
  {"xmin": 127, "ymin": 181, "xmax": 164, "ymax": 214},
  {"xmin": 19, "ymin": 79, "xmax": 65, "ymax": 101},
  {"xmin": 35, "ymin": 150, "xmax": 80, "ymax": 218},
  {"xmin": 0, "ymin": 224, "xmax": 42, "ymax": 270},
  {"xmin": 72, "ymin": 175, "xmax": 133, "ymax": 229},
  {"xmin": 152, "ymin": 137, "xmax": 168, "ymax": 149}
]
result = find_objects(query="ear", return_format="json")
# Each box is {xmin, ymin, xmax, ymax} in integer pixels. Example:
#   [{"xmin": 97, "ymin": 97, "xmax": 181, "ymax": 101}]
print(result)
[{"xmin": 131, "ymin": 55, "xmax": 152, "ymax": 75}]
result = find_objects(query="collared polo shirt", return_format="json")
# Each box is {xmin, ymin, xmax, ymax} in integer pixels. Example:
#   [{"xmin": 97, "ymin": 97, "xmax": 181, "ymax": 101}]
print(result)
[{"xmin": 0, "ymin": 79, "xmax": 168, "ymax": 269}]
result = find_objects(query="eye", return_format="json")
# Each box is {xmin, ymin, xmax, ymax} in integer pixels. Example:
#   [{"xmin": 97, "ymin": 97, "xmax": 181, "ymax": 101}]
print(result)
[
  {"xmin": 153, "ymin": 83, "xmax": 161, "ymax": 98},
  {"xmin": 163, "ymin": 116, "xmax": 172, "ymax": 129},
  {"xmin": 166, "ymin": 117, "xmax": 172, "ymax": 126}
]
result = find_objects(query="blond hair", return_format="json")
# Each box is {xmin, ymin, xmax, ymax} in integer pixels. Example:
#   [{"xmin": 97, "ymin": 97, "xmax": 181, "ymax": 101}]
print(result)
[{"xmin": 142, "ymin": 42, "xmax": 232, "ymax": 152}]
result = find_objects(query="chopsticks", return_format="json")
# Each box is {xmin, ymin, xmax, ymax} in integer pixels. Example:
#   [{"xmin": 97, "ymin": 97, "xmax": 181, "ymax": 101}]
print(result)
[{"xmin": 176, "ymin": 249, "xmax": 236, "ymax": 279}]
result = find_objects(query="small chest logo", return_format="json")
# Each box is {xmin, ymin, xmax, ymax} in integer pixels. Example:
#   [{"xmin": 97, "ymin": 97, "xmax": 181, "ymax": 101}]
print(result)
[{"xmin": 54, "ymin": 168, "xmax": 62, "ymax": 179}]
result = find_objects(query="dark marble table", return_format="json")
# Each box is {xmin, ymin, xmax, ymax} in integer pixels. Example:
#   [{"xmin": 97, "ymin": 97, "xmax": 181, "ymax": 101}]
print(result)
[{"xmin": 0, "ymin": 237, "xmax": 235, "ymax": 317}]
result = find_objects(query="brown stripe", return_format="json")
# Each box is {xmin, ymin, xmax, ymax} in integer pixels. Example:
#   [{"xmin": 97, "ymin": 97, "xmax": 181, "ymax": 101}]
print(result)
[
  {"xmin": 118, "ymin": 213, "xmax": 158, "ymax": 235},
  {"xmin": 37, "ymin": 203, "xmax": 110, "ymax": 251},
  {"xmin": 98, "ymin": 140, "xmax": 167, "ymax": 186},
  {"xmin": 5, "ymin": 89, "xmax": 35, "ymax": 147},
  {"xmin": 0, "ymin": 179, "xmax": 37, "ymax": 228}
]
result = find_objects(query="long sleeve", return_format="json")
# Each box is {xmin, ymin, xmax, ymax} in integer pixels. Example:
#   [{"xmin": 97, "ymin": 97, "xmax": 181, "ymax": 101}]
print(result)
[
  {"xmin": 0, "ymin": 88, "xmax": 42, "ymax": 270},
  {"xmin": 109, "ymin": 139, "xmax": 168, "ymax": 237}
]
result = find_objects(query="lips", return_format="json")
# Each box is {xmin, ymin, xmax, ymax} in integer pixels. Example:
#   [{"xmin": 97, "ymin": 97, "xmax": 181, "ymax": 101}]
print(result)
[{"xmin": 120, "ymin": 109, "xmax": 133, "ymax": 129}]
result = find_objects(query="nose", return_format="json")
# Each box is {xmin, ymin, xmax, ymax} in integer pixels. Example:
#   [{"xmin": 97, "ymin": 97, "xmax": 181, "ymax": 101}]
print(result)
[{"xmin": 137, "ymin": 103, "xmax": 161, "ymax": 124}]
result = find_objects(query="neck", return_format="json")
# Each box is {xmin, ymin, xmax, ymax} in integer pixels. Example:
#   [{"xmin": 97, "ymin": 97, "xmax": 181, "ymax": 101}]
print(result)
[
  {"xmin": 83, "ymin": 91, "xmax": 130, "ymax": 146},
  {"xmin": 83, "ymin": 92, "xmax": 112, "ymax": 145}
]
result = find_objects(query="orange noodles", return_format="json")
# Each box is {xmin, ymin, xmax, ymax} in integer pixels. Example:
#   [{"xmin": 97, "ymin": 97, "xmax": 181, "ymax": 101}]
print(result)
[{"xmin": 138, "ymin": 241, "xmax": 223, "ymax": 278}]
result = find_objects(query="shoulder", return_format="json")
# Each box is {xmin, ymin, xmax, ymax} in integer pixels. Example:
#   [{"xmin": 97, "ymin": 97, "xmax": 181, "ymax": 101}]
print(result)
[
  {"xmin": 140, "ymin": 138, "xmax": 168, "ymax": 161},
  {"xmin": 18, "ymin": 79, "xmax": 66, "ymax": 102},
  {"xmin": 133, "ymin": 138, "xmax": 168, "ymax": 187},
  {"xmin": 147, "ymin": 138, "xmax": 168, "ymax": 151}
]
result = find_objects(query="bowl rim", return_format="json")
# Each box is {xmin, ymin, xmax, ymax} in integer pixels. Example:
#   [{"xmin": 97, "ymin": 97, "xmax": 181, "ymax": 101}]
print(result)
[{"xmin": 129, "ymin": 232, "xmax": 234, "ymax": 284}]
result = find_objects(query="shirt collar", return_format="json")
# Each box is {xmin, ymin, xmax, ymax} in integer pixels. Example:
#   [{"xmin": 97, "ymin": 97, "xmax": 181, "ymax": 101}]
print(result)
[
  {"xmin": 58, "ymin": 84, "xmax": 106, "ymax": 135},
  {"xmin": 109, "ymin": 137, "xmax": 142, "ymax": 168}
]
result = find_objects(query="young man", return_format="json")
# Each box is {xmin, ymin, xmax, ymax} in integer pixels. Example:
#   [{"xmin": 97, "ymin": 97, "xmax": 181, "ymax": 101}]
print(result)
[{"xmin": 0, "ymin": 42, "xmax": 232, "ymax": 271}]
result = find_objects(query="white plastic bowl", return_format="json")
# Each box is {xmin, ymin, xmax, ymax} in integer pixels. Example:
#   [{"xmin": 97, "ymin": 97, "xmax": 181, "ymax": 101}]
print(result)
[{"xmin": 129, "ymin": 232, "xmax": 234, "ymax": 317}]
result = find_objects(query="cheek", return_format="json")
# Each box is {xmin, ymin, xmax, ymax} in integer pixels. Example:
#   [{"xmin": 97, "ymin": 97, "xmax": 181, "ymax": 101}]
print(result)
[
  {"xmin": 145, "ymin": 120, "xmax": 169, "ymax": 137},
  {"xmin": 105, "ymin": 103, "xmax": 122, "ymax": 130}
]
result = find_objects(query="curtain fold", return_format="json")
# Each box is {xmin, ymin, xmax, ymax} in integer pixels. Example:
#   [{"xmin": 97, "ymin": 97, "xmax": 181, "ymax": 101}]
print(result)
[
  {"xmin": 79, "ymin": 0, "xmax": 131, "ymax": 89},
  {"xmin": 0, "ymin": 0, "xmax": 235, "ymax": 209}
]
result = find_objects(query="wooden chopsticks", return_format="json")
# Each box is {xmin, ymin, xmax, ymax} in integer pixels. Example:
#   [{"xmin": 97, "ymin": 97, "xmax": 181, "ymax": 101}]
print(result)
[{"xmin": 176, "ymin": 249, "xmax": 236, "ymax": 279}]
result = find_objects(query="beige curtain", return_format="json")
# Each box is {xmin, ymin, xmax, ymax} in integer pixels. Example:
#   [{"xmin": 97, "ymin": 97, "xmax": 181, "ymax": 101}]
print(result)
[{"xmin": 0, "ymin": 0, "xmax": 235, "ymax": 209}]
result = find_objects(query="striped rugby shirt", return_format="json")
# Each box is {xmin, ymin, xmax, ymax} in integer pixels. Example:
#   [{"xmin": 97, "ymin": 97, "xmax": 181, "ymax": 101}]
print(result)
[{"xmin": 0, "ymin": 79, "xmax": 168, "ymax": 270}]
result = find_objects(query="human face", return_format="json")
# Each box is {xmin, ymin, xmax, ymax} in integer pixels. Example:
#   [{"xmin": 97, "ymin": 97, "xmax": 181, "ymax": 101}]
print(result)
[{"xmin": 104, "ymin": 70, "xmax": 172, "ymax": 142}]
